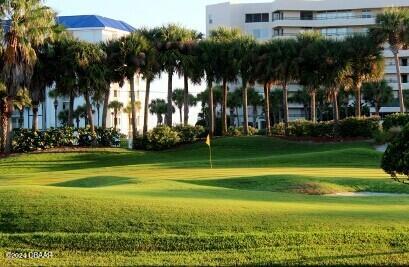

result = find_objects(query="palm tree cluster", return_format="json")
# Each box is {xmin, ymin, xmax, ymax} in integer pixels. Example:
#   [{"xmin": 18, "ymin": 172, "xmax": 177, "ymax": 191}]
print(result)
[{"xmin": 0, "ymin": 1, "xmax": 408, "ymax": 153}]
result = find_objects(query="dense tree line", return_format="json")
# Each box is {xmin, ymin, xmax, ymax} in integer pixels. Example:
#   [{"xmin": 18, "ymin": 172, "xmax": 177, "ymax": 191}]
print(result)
[{"xmin": 0, "ymin": 0, "xmax": 408, "ymax": 153}]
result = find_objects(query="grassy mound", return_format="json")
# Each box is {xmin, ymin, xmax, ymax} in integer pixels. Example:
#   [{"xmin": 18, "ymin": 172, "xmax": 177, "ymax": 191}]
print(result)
[{"xmin": 51, "ymin": 176, "xmax": 134, "ymax": 188}]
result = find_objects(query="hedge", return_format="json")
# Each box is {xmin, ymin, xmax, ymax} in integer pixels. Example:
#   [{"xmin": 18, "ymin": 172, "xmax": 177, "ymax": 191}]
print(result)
[
  {"xmin": 12, "ymin": 127, "xmax": 121, "ymax": 153},
  {"xmin": 383, "ymin": 113, "xmax": 409, "ymax": 131},
  {"xmin": 271, "ymin": 117, "xmax": 380, "ymax": 138}
]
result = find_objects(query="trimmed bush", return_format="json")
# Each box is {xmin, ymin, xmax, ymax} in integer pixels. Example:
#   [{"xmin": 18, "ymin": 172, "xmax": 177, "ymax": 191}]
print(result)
[
  {"xmin": 382, "ymin": 123, "xmax": 409, "ymax": 182},
  {"xmin": 227, "ymin": 126, "xmax": 258, "ymax": 137},
  {"xmin": 174, "ymin": 125, "xmax": 206, "ymax": 144},
  {"xmin": 145, "ymin": 126, "xmax": 180, "ymax": 151},
  {"xmin": 96, "ymin": 128, "xmax": 121, "ymax": 147},
  {"xmin": 383, "ymin": 113, "xmax": 409, "ymax": 131},
  {"xmin": 269, "ymin": 117, "xmax": 380, "ymax": 138},
  {"xmin": 337, "ymin": 117, "xmax": 380, "ymax": 138},
  {"xmin": 12, "ymin": 127, "xmax": 123, "ymax": 153}
]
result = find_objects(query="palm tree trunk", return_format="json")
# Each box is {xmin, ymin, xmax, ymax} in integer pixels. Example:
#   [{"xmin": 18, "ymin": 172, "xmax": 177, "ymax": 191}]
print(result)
[
  {"xmin": 130, "ymin": 76, "xmax": 138, "ymax": 146},
  {"xmin": 222, "ymin": 78, "xmax": 228, "ymax": 135},
  {"xmin": 113, "ymin": 111, "xmax": 117, "ymax": 130},
  {"xmin": 235, "ymin": 107, "xmax": 239, "ymax": 126},
  {"xmin": 394, "ymin": 52, "xmax": 405, "ymax": 113},
  {"xmin": 166, "ymin": 72, "xmax": 173, "ymax": 126},
  {"xmin": 0, "ymin": 99, "xmax": 7, "ymax": 152},
  {"xmin": 32, "ymin": 103, "xmax": 39, "ymax": 131},
  {"xmin": 208, "ymin": 80, "xmax": 214, "ymax": 137},
  {"xmin": 355, "ymin": 86, "xmax": 361, "ymax": 118},
  {"xmin": 264, "ymin": 83, "xmax": 271, "ymax": 136},
  {"xmin": 102, "ymin": 90, "xmax": 109, "ymax": 129},
  {"xmin": 282, "ymin": 83, "xmax": 289, "ymax": 128},
  {"xmin": 333, "ymin": 91, "xmax": 339, "ymax": 122},
  {"xmin": 179, "ymin": 107, "xmax": 183, "ymax": 124},
  {"xmin": 84, "ymin": 91, "xmax": 95, "ymax": 134},
  {"xmin": 143, "ymin": 78, "xmax": 151, "ymax": 137},
  {"xmin": 4, "ymin": 97, "xmax": 14, "ymax": 154},
  {"xmin": 68, "ymin": 92, "xmax": 75, "ymax": 127},
  {"xmin": 183, "ymin": 75, "xmax": 189, "ymax": 126},
  {"xmin": 242, "ymin": 80, "xmax": 249, "ymax": 135},
  {"xmin": 311, "ymin": 91, "xmax": 316, "ymax": 123}
]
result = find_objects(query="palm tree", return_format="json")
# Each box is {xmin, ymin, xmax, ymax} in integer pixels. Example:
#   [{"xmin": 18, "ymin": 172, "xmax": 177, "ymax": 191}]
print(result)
[
  {"xmin": 1, "ymin": 0, "xmax": 56, "ymax": 154},
  {"xmin": 149, "ymin": 99, "xmax": 168, "ymax": 126},
  {"xmin": 254, "ymin": 41, "xmax": 280, "ymax": 135},
  {"xmin": 74, "ymin": 41, "xmax": 107, "ymax": 134},
  {"xmin": 270, "ymin": 89, "xmax": 284, "ymax": 125},
  {"xmin": 227, "ymin": 89, "xmax": 243, "ymax": 127},
  {"xmin": 54, "ymin": 37, "xmax": 80, "ymax": 127},
  {"xmin": 362, "ymin": 80, "xmax": 393, "ymax": 116},
  {"xmin": 197, "ymin": 39, "xmax": 218, "ymax": 137},
  {"xmin": 123, "ymin": 101, "xmax": 141, "ymax": 134},
  {"xmin": 232, "ymin": 35, "xmax": 256, "ymax": 135},
  {"xmin": 111, "ymin": 32, "xmax": 149, "ymax": 144},
  {"xmin": 371, "ymin": 8, "xmax": 409, "ymax": 113},
  {"xmin": 209, "ymin": 27, "xmax": 241, "ymax": 135},
  {"xmin": 297, "ymin": 32, "xmax": 324, "ymax": 123},
  {"xmin": 178, "ymin": 30, "xmax": 202, "ymax": 127},
  {"xmin": 108, "ymin": 101, "xmax": 124, "ymax": 130},
  {"xmin": 73, "ymin": 105, "xmax": 87, "ymax": 128},
  {"xmin": 157, "ymin": 24, "xmax": 192, "ymax": 127},
  {"xmin": 172, "ymin": 88, "xmax": 197, "ymax": 125},
  {"xmin": 138, "ymin": 28, "xmax": 161, "ymax": 136},
  {"xmin": 274, "ymin": 39, "xmax": 299, "ymax": 128},
  {"xmin": 30, "ymin": 42, "xmax": 57, "ymax": 130},
  {"xmin": 247, "ymin": 88, "xmax": 263, "ymax": 127},
  {"xmin": 343, "ymin": 34, "xmax": 384, "ymax": 117}
]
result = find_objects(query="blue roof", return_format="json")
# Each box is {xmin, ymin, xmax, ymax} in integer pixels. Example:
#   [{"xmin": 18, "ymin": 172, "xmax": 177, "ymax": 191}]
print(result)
[{"xmin": 57, "ymin": 15, "xmax": 135, "ymax": 33}]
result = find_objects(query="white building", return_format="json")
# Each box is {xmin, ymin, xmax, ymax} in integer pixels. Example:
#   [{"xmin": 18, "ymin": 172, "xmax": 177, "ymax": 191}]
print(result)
[
  {"xmin": 206, "ymin": 0, "xmax": 409, "ymax": 123},
  {"xmin": 13, "ymin": 15, "xmax": 146, "ymax": 136}
]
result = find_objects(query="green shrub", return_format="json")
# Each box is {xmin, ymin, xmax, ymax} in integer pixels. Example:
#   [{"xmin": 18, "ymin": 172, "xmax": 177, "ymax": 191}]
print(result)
[
  {"xmin": 287, "ymin": 120, "xmax": 314, "ymax": 137},
  {"xmin": 310, "ymin": 122, "xmax": 336, "ymax": 138},
  {"xmin": 383, "ymin": 113, "xmax": 409, "ymax": 131},
  {"xmin": 337, "ymin": 117, "xmax": 380, "ymax": 138},
  {"xmin": 174, "ymin": 125, "xmax": 205, "ymax": 143},
  {"xmin": 77, "ymin": 127, "xmax": 96, "ymax": 147},
  {"xmin": 12, "ymin": 129, "xmax": 43, "ymax": 153},
  {"xmin": 272, "ymin": 123, "xmax": 286, "ymax": 136},
  {"xmin": 382, "ymin": 124, "xmax": 409, "ymax": 182},
  {"xmin": 96, "ymin": 128, "xmax": 121, "ymax": 147},
  {"xmin": 227, "ymin": 126, "xmax": 258, "ymax": 137},
  {"xmin": 145, "ymin": 126, "xmax": 181, "ymax": 151}
]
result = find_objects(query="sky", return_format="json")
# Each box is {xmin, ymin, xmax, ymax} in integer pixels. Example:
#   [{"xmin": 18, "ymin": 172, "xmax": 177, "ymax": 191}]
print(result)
[{"xmin": 44, "ymin": 0, "xmax": 271, "ymax": 126}]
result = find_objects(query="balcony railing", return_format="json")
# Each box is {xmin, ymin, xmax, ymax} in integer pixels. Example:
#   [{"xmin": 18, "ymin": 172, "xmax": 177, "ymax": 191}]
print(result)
[
  {"xmin": 272, "ymin": 15, "xmax": 374, "ymax": 21},
  {"xmin": 272, "ymin": 32, "xmax": 368, "ymax": 38}
]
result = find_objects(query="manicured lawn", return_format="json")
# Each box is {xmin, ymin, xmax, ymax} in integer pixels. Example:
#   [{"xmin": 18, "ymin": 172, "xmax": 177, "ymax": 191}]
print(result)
[{"xmin": 0, "ymin": 137, "xmax": 409, "ymax": 266}]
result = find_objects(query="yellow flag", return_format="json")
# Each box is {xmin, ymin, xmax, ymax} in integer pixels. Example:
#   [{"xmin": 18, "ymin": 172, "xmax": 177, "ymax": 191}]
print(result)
[{"xmin": 206, "ymin": 134, "xmax": 211, "ymax": 146}]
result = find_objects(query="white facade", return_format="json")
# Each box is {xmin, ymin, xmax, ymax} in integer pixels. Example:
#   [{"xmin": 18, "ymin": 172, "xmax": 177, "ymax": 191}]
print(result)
[
  {"xmin": 13, "ymin": 22, "xmax": 146, "ymax": 136},
  {"xmin": 207, "ymin": 0, "xmax": 409, "ymax": 122}
]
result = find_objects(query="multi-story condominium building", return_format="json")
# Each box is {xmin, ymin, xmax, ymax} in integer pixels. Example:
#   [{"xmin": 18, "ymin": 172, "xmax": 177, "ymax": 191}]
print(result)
[
  {"xmin": 13, "ymin": 15, "xmax": 145, "ymax": 136},
  {"xmin": 206, "ymin": 0, "xmax": 409, "ymax": 125}
]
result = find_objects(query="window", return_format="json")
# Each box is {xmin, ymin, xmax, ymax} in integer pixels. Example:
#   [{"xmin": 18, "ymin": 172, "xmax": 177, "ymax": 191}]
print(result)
[
  {"xmin": 252, "ymin": 29, "xmax": 269, "ymax": 39},
  {"xmin": 362, "ymin": 9, "xmax": 373, "ymax": 19},
  {"xmin": 402, "ymin": 74, "xmax": 408, "ymax": 84},
  {"xmin": 114, "ymin": 90, "xmax": 118, "ymax": 97},
  {"xmin": 208, "ymin": 14, "xmax": 213, "ymax": 24},
  {"xmin": 272, "ymin": 11, "xmax": 283, "ymax": 21},
  {"xmin": 300, "ymin": 11, "xmax": 313, "ymax": 20},
  {"xmin": 402, "ymin": 58, "xmax": 408, "ymax": 66},
  {"xmin": 273, "ymin": 28, "xmax": 283, "ymax": 36},
  {"xmin": 245, "ymin": 13, "xmax": 269, "ymax": 23}
]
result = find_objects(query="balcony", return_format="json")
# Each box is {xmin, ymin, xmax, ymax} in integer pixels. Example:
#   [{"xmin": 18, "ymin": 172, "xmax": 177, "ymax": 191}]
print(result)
[{"xmin": 271, "ymin": 15, "xmax": 375, "ymax": 28}]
